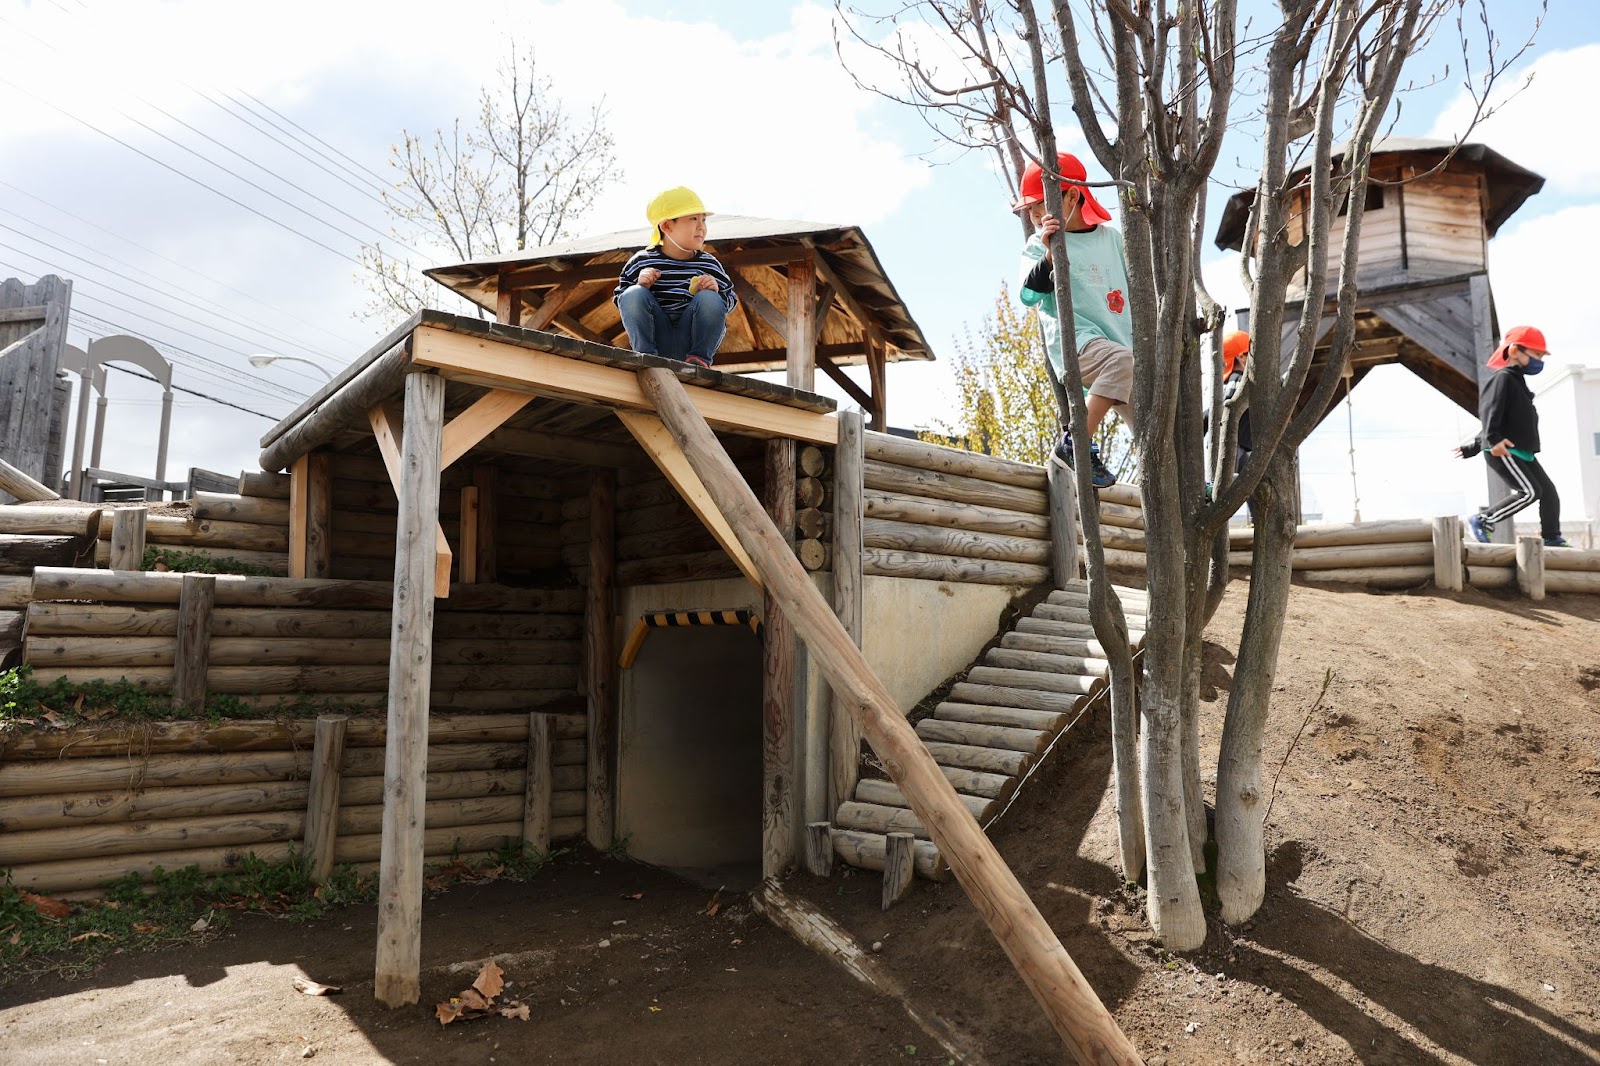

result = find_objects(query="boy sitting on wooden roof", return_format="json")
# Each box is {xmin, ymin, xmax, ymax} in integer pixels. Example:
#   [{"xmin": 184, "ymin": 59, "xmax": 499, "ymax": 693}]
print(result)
[{"xmin": 613, "ymin": 187, "xmax": 738, "ymax": 368}]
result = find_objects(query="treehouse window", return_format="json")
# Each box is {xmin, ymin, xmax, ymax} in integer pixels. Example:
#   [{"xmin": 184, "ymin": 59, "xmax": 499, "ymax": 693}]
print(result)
[{"xmin": 1338, "ymin": 183, "xmax": 1386, "ymax": 216}]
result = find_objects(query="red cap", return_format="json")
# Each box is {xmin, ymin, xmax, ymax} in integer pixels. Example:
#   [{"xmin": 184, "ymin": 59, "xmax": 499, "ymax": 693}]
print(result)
[
  {"xmin": 1222, "ymin": 331, "xmax": 1250, "ymax": 377},
  {"xmin": 1013, "ymin": 152, "xmax": 1113, "ymax": 226},
  {"xmin": 1487, "ymin": 325, "xmax": 1549, "ymax": 369}
]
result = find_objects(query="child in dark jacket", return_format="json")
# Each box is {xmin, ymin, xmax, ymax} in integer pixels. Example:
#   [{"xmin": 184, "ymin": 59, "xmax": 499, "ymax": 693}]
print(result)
[{"xmin": 1455, "ymin": 325, "xmax": 1567, "ymax": 546}]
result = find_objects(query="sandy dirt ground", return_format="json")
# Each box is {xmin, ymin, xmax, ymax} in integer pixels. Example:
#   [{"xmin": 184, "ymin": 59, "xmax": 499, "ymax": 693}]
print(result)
[{"xmin": 3, "ymin": 577, "xmax": 1598, "ymax": 1065}]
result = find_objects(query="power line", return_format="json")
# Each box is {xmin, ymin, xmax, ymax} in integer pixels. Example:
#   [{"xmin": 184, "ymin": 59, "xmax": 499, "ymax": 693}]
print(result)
[
  {"xmin": 0, "ymin": 74, "xmax": 366, "ymax": 268},
  {"xmin": 70, "ymin": 309, "xmax": 303, "ymax": 408},
  {"xmin": 100, "ymin": 362, "xmax": 282, "ymax": 421},
  {"xmin": 0, "ymin": 220, "xmax": 343, "ymax": 367},
  {"xmin": 0, "ymin": 178, "xmax": 367, "ymax": 352}
]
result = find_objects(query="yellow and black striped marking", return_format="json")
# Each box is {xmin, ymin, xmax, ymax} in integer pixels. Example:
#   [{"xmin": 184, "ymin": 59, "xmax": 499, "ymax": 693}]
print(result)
[{"xmin": 618, "ymin": 608, "xmax": 762, "ymax": 668}]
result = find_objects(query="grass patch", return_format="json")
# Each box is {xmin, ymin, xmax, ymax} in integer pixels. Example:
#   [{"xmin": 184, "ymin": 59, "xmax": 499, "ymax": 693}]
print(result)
[
  {"xmin": 142, "ymin": 546, "xmax": 282, "ymax": 577},
  {"xmin": 0, "ymin": 842, "xmax": 565, "ymax": 987},
  {"xmin": 0, "ymin": 666, "xmax": 373, "ymax": 732}
]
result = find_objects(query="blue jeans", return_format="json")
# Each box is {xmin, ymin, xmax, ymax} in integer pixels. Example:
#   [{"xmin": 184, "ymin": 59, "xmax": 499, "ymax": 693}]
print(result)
[{"xmin": 617, "ymin": 285, "xmax": 728, "ymax": 363}]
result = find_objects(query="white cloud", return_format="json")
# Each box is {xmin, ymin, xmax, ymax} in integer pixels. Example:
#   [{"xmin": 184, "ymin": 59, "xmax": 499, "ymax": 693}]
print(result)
[{"xmin": 1429, "ymin": 43, "xmax": 1600, "ymax": 196}]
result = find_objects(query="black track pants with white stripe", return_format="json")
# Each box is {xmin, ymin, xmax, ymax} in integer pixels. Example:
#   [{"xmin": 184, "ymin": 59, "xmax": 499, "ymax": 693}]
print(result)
[{"xmin": 1482, "ymin": 452, "xmax": 1561, "ymax": 539}]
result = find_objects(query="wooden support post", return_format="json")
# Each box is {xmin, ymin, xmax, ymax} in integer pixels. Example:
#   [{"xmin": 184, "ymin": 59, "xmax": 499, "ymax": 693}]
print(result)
[
  {"xmin": 459, "ymin": 486, "xmax": 480, "ymax": 584},
  {"xmin": 866, "ymin": 337, "xmax": 888, "ymax": 432},
  {"xmin": 636, "ymin": 367, "xmax": 1141, "ymax": 1065},
  {"xmin": 108, "ymin": 506, "xmax": 147, "ymax": 571},
  {"xmin": 303, "ymin": 714, "xmax": 348, "ymax": 882},
  {"xmin": 472, "ymin": 465, "xmax": 497, "ymax": 583},
  {"xmin": 805, "ymin": 821, "xmax": 834, "ymax": 877},
  {"xmin": 290, "ymin": 452, "xmax": 333, "ymax": 579},
  {"xmin": 1431, "ymin": 515, "xmax": 1464, "ymax": 592},
  {"xmin": 882, "ymin": 831, "xmax": 916, "ymax": 911},
  {"xmin": 368, "ymin": 403, "xmax": 453, "ymax": 598},
  {"xmin": 495, "ymin": 272, "xmax": 523, "ymax": 326},
  {"xmin": 584, "ymin": 469, "xmax": 617, "ymax": 851},
  {"xmin": 172, "ymin": 573, "xmax": 215, "ymax": 712},
  {"xmin": 786, "ymin": 258, "xmax": 817, "ymax": 390},
  {"xmin": 828, "ymin": 410, "xmax": 865, "ymax": 815},
  {"xmin": 1516, "ymin": 535, "xmax": 1545, "ymax": 601},
  {"xmin": 1047, "ymin": 457, "xmax": 1081, "ymax": 587},
  {"xmin": 763, "ymin": 438, "xmax": 799, "ymax": 879},
  {"xmin": 373, "ymin": 371, "xmax": 445, "ymax": 1010},
  {"xmin": 523, "ymin": 711, "xmax": 553, "ymax": 855}
]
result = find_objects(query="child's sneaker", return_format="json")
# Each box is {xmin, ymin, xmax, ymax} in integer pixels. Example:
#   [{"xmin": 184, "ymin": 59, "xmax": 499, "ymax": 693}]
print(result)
[
  {"xmin": 1053, "ymin": 430, "xmax": 1074, "ymax": 467},
  {"xmin": 1088, "ymin": 443, "xmax": 1117, "ymax": 489},
  {"xmin": 1543, "ymin": 534, "xmax": 1571, "ymax": 548},
  {"xmin": 1467, "ymin": 513, "xmax": 1493, "ymax": 543}
]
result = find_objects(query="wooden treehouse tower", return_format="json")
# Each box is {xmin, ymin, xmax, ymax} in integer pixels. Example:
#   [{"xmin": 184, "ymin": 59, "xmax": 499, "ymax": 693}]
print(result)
[
  {"xmin": 424, "ymin": 217, "xmax": 933, "ymax": 431},
  {"xmin": 1215, "ymin": 137, "xmax": 1545, "ymax": 420}
]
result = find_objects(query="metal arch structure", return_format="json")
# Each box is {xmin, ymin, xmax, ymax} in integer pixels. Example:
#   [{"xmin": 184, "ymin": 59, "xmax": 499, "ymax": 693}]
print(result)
[{"xmin": 59, "ymin": 334, "xmax": 175, "ymax": 500}]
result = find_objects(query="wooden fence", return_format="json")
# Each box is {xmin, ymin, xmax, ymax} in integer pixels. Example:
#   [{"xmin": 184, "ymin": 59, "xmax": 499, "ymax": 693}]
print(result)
[{"xmin": 0, "ymin": 712, "xmax": 584, "ymax": 895}]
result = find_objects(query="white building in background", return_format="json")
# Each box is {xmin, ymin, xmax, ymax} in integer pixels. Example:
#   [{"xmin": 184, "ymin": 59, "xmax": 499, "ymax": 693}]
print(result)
[{"xmin": 1532, "ymin": 362, "xmax": 1600, "ymax": 547}]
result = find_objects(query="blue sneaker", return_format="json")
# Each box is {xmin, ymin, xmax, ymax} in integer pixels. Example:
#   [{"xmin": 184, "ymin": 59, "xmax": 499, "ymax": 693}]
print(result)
[
  {"xmin": 1087, "ymin": 444, "xmax": 1117, "ymax": 489},
  {"xmin": 1053, "ymin": 430, "xmax": 1074, "ymax": 467},
  {"xmin": 1467, "ymin": 514, "xmax": 1493, "ymax": 543},
  {"xmin": 1544, "ymin": 534, "xmax": 1571, "ymax": 548}
]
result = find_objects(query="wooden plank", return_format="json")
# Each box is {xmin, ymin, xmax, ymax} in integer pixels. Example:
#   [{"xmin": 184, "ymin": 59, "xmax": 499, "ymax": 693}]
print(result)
[
  {"xmin": 367, "ymin": 402, "xmax": 453, "ymax": 598},
  {"xmin": 373, "ymin": 371, "xmax": 445, "ymax": 1009},
  {"xmin": 439, "ymin": 389, "xmax": 535, "ymax": 469},
  {"xmin": 634, "ymin": 367, "xmax": 1140, "ymax": 1063},
  {"xmin": 410, "ymin": 324, "xmax": 838, "ymax": 446},
  {"xmin": 816, "ymin": 353, "xmax": 875, "ymax": 411},
  {"xmin": 615, "ymin": 410, "xmax": 763, "ymax": 591},
  {"xmin": 763, "ymin": 438, "xmax": 798, "ymax": 879},
  {"xmin": 863, "ymin": 459, "xmax": 1048, "ymax": 514},
  {"xmin": 459, "ymin": 486, "xmax": 479, "ymax": 584},
  {"xmin": 863, "ymin": 517, "xmax": 1049, "ymax": 565},
  {"xmin": 0, "ymin": 454, "xmax": 59, "ymax": 501},
  {"xmin": 471, "ymin": 466, "xmax": 497, "ymax": 583},
  {"xmin": 829, "ymin": 409, "xmax": 865, "ymax": 816},
  {"xmin": 1516, "ymin": 536, "xmax": 1545, "ymax": 602},
  {"xmin": 303, "ymin": 715, "xmax": 348, "ymax": 882},
  {"xmin": 882, "ymin": 831, "xmax": 916, "ymax": 910},
  {"xmin": 289, "ymin": 455, "xmax": 310, "ymax": 578},
  {"xmin": 171, "ymin": 574, "xmax": 215, "ymax": 712},
  {"xmin": 787, "ymin": 259, "xmax": 817, "ymax": 390},
  {"xmin": 0, "ymin": 304, "xmax": 48, "ymax": 325},
  {"xmin": 584, "ymin": 470, "xmax": 616, "ymax": 850},
  {"xmin": 863, "ymin": 432, "xmax": 1046, "ymax": 490},
  {"xmin": 523, "ymin": 712, "xmax": 552, "ymax": 854},
  {"xmin": 862, "ymin": 547, "xmax": 1050, "ymax": 586},
  {"xmin": 729, "ymin": 270, "xmax": 788, "ymax": 340},
  {"xmin": 1432, "ymin": 515, "xmax": 1464, "ymax": 592},
  {"xmin": 804, "ymin": 821, "xmax": 834, "ymax": 877},
  {"xmin": 864, "ymin": 489, "xmax": 1052, "ymax": 539},
  {"xmin": 1047, "ymin": 459, "xmax": 1080, "ymax": 587}
]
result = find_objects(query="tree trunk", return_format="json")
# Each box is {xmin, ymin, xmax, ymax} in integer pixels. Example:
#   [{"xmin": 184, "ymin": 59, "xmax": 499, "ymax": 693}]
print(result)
[
  {"xmin": 1138, "ymin": 454, "xmax": 1205, "ymax": 950},
  {"xmin": 1215, "ymin": 449, "xmax": 1298, "ymax": 924},
  {"xmin": 1108, "ymin": 653, "xmax": 1144, "ymax": 882}
]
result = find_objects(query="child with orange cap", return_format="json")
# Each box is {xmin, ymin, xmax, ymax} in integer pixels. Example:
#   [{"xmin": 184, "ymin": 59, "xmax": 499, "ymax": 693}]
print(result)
[
  {"xmin": 1016, "ymin": 151, "xmax": 1134, "ymax": 489},
  {"xmin": 1211, "ymin": 329, "xmax": 1257, "ymax": 522},
  {"xmin": 1454, "ymin": 325, "xmax": 1567, "ymax": 546},
  {"xmin": 614, "ymin": 186, "xmax": 737, "ymax": 368}
]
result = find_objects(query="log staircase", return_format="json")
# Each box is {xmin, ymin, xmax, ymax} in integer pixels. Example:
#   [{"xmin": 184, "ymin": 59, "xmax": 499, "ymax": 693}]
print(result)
[{"xmin": 825, "ymin": 580, "xmax": 1147, "ymax": 901}]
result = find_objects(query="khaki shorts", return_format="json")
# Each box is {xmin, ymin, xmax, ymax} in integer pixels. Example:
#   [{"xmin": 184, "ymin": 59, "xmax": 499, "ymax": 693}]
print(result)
[{"xmin": 1078, "ymin": 337, "xmax": 1133, "ymax": 406}]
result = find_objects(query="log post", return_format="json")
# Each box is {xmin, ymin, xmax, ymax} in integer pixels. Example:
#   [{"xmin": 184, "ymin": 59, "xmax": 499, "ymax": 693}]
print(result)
[
  {"xmin": 108, "ymin": 506, "xmax": 147, "ymax": 571},
  {"xmin": 171, "ymin": 574, "xmax": 215, "ymax": 712},
  {"xmin": 637, "ymin": 367, "xmax": 1140, "ymax": 1065},
  {"xmin": 1516, "ymin": 535, "xmax": 1545, "ymax": 601},
  {"xmin": 472, "ymin": 465, "xmax": 497, "ymax": 583},
  {"xmin": 828, "ymin": 410, "xmax": 865, "ymax": 816},
  {"xmin": 373, "ymin": 371, "xmax": 445, "ymax": 1009},
  {"xmin": 882, "ymin": 831, "xmax": 916, "ymax": 911},
  {"xmin": 804, "ymin": 821, "xmax": 834, "ymax": 877},
  {"xmin": 763, "ymin": 438, "xmax": 798, "ymax": 879},
  {"xmin": 459, "ymin": 486, "xmax": 480, "ymax": 584},
  {"xmin": 786, "ymin": 258, "xmax": 817, "ymax": 390},
  {"xmin": 1431, "ymin": 515, "xmax": 1464, "ymax": 592},
  {"xmin": 306, "ymin": 452, "xmax": 333, "ymax": 578},
  {"xmin": 1047, "ymin": 456, "xmax": 1081, "ymax": 587},
  {"xmin": 303, "ymin": 714, "xmax": 348, "ymax": 882},
  {"xmin": 584, "ymin": 469, "xmax": 617, "ymax": 851},
  {"xmin": 522, "ymin": 711, "xmax": 552, "ymax": 855}
]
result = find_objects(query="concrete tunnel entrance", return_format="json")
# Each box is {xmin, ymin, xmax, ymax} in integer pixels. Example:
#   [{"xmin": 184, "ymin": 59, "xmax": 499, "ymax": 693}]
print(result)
[{"xmin": 616, "ymin": 625, "xmax": 764, "ymax": 888}]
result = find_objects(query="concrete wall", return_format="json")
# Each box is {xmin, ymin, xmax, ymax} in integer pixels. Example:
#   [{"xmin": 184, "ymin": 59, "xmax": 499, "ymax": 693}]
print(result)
[
  {"xmin": 1532, "ymin": 363, "xmax": 1600, "ymax": 545},
  {"xmin": 859, "ymin": 575, "xmax": 1022, "ymax": 711}
]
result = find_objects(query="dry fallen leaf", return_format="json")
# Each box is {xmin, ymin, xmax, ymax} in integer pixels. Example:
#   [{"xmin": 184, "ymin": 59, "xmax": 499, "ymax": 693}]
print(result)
[
  {"xmin": 69, "ymin": 931, "xmax": 115, "ymax": 943},
  {"xmin": 39, "ymin": 709, "xmax": 69, "ymax": 730},
  {"xmin": 190, "ymin": 915, "xmax": 211, "ymax": 933},
  {"xmin": 472, "ymin": 960, "xmax": 505, "ymax": 999},
  {"xmin": 436, "ymin": 998, "xmax": 466, "ymax": 1026},
  {"xmin": 621, "ymin": 892, "xmax": 643, "ymax": 900},
  {"xmin": 8, "ymin": 931, "xmax": 21, "ymax": 946},
  {"xmin": 292, "ymin": 977, "xmax": 342, "ymax": 997},
  {"xmin": 131, "ymin": 923, "xmax": 163, "ymax": 934},
  {"xmin": 499, "ymin": 1001, "xmax": 530, "ymax": 1022},
  {"xmin": 705, "ymin": 889, "xmax": 722, "ymax": 918},
  {"xmin": 20, "ymin": 892, "xmax": 71, "ymax": 920}
]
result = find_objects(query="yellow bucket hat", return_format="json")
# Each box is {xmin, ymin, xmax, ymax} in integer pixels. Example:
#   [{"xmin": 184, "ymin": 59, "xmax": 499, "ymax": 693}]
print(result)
[{"xmin": 646, "ymin": 186, "xmax": 711, "ymax": 247}]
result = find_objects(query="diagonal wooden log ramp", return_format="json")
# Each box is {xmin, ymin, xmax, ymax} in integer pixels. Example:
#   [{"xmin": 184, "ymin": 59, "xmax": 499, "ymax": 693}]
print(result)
[
  {"xmin": 825, "ymin": 583, "xmax": 1147, "ymax": 899},
  {"xmin": 637, "ymin": 368, "xmax": 1144, "ymax": 1065}
]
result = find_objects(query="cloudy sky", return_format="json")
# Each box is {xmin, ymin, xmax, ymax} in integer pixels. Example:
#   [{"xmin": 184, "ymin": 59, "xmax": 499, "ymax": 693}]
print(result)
[{"xmin": 0, "ymin": 0, "xmax": 1593, "ymax": 526}]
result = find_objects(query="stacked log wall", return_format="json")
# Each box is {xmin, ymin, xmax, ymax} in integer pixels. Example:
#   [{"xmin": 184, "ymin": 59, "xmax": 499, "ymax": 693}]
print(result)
[
  {"xmin": 20, "ymin": 568, "xmax": 583, "ymax": 712},
  {"xmin": 0, "ymin": 713, "xmax": 585, "ymax": 895}
]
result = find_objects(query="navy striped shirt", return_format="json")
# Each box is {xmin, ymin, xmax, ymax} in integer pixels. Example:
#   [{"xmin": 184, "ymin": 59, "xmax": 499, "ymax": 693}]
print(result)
[{"xmin": 613, "ymin": 248, "xmax": 738, "ymax": 316}]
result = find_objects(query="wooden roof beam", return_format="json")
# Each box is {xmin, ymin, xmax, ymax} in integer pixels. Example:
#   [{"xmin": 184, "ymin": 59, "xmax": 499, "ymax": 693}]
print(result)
[
  {"xmin": 368, "ymin": 402, "xmax": 453, "ymax": 598},
  {"xmin": 409, "ymin": 323, "xmax": 838, "ymax": 445},
  {"xmin": 810, "ymin": 247, "xmax": 886, "ymax": 347},
  {"xmin": 495, "ymin": 245, "xmax": 808, "ymax": 289},
  {"xmin": 817, "ymin": 352, "xmax": 874, "ymax": 411}
]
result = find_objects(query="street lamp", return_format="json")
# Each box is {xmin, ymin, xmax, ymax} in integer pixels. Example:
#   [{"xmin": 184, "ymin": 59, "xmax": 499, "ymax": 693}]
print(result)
[{"xmin": 248, "ymin": 354, "xmax": 335, "ymax": 382}]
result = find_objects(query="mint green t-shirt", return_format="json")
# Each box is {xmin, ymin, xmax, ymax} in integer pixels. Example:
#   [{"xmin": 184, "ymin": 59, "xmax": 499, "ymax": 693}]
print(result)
[{"xmin": 1018, "ymin": 226, "xmax": 1134, "ymax": 376}]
